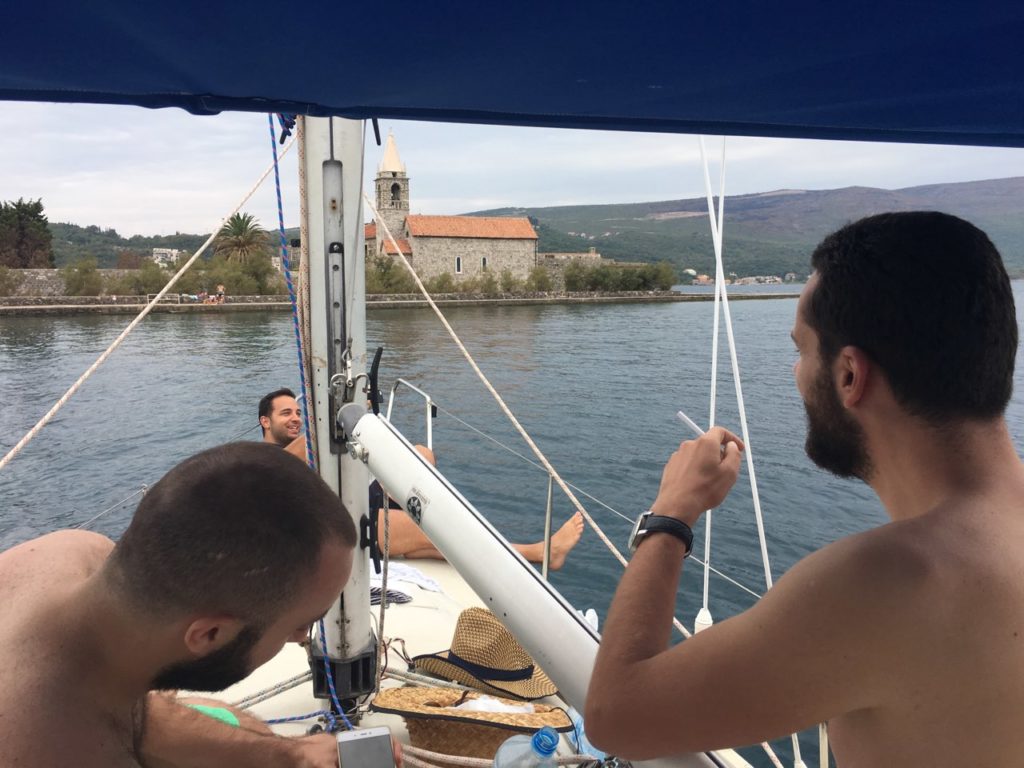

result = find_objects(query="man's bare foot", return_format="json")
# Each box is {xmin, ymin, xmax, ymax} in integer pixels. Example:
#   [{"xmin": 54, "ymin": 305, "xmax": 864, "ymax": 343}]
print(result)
[{"xmin": 547, "ymin": 512, "xmax": 585, "ymax": 571}]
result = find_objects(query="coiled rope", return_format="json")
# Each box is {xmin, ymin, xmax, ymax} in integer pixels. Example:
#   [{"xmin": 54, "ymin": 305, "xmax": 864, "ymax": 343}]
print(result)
[{"xmin": 0, "ymin": 136, "xmax": 295, "ymax": 473}]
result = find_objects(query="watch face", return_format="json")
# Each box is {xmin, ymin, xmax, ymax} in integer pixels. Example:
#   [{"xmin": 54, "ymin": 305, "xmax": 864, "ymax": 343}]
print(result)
[{"xmin": 628, "ymin": 511, "xmax": 651, "ymax": 554}]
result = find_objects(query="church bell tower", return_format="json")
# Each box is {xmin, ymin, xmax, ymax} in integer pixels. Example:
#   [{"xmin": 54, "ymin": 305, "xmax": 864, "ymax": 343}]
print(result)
[{"xmin": 374, "ymin": 132, "xmax": 409, "ymax": 240}]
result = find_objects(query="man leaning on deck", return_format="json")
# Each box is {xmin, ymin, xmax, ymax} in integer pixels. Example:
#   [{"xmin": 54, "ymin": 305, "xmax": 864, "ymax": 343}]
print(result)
[
  {"xmin": 586, "ymin": 211, "xmax": 1024, "ymax": 767},
  {"xmin": 0, "ymin": 442, "xmax": 359, "ymax": 768}
]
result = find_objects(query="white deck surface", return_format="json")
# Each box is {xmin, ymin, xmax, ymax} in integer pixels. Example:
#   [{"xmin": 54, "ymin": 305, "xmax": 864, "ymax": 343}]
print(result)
[{"xmin": 207, "ymin": 558, "xmax": 753, "ymax": 767}]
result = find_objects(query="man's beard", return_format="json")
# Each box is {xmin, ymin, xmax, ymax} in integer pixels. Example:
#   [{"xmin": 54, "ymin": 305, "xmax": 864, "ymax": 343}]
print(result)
[
  {"xmin": 268, "ymin": 423, "xmax": 294, "ymax": 447},
  {"xmin": 150, "ymin": 624, "xmax": 262, "ymax": 692},
  {"xmin": 804, "ymin": 365, "xmax": 872, "ymax": 481}
]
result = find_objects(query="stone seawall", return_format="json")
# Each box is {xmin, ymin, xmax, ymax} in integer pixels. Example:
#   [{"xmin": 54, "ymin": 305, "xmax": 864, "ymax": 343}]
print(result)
[
  {"xmin": 0, "ymin": 291, "xmax": 796, "ymax": 316},
  {"xmin": 2, "ymin": 269, "xmax": 137, "ymax": 297}
]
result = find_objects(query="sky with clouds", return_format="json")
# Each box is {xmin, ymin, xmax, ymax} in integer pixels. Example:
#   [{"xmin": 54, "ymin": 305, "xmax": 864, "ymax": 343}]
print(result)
[{"xmin": 2, "ymin": 102, "xmax": 1023, "ymax": 237}]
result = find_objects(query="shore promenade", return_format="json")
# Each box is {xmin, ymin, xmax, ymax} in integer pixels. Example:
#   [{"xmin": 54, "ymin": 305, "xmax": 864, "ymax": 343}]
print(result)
[{"xmin": 0, "ymin": 290, "xmax": 797, "ymax": 316}]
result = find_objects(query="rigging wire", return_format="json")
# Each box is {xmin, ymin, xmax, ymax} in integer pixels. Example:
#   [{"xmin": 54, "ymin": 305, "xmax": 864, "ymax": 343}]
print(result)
[
  {"xmin": 68, "ymin": 418, "xmax": 258, "ymax": 531},
  {"xmin": 72, "ymin": 484, "xmax": 148, "ymax": 531},
  {"xmin": 0, "ymin": 136, "xmax": 296, "ymax": 473},
  {"xmin": 432, "ymin": 403, "xmax": 763, "ymax": 601}
]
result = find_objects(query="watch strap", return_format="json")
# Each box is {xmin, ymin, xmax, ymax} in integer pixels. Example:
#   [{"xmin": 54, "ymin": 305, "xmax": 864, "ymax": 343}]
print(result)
[{"xmin": 637, "ymin": 514, "xmax": 694, "ymax": 556}]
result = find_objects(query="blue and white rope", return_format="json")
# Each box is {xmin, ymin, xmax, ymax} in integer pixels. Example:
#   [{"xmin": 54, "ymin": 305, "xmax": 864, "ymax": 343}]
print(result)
[
  {"xmin": 266, "ymin": 709, "xmax": 338, "ymax": 731},
  {"xmin": 268, "ymin": 113, "xmax": 315, "ymax": 469},
  {"xmin": 319, "ymin": 618, "xmax": 355, "ymax": 731}
]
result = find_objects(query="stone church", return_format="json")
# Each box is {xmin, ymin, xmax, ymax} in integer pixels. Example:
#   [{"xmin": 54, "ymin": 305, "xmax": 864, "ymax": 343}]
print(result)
[{"xmin": 364, "ymin": 133, "xmax": 538, "ymax": 283}]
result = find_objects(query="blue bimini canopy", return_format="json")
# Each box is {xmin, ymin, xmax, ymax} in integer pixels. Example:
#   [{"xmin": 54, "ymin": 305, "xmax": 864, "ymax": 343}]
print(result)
[{"xmin": 2, "ymin": 1, "xmax": 1022, "ymax": 147}]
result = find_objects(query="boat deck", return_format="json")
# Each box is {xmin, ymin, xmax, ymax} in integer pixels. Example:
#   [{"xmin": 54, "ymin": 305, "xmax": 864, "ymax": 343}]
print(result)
[{"xmin": 214, "ymin": 558, "xmax": 753, "ymax": 767}]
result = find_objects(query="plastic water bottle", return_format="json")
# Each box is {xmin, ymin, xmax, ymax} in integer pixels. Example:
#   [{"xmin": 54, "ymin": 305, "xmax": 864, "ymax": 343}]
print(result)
[{"xmin": 492, "ymin": 726, "xmax": 559, "ymax": 768}]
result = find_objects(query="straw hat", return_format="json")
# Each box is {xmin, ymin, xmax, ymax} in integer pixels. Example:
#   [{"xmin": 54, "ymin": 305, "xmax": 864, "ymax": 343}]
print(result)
[
  {"xmin": 412, "ymin": 608, "xmax": 557, "ymax": 700},
  {"xmin": 371, "ymin": 686, "xmax": 572, "ymax": 759}
]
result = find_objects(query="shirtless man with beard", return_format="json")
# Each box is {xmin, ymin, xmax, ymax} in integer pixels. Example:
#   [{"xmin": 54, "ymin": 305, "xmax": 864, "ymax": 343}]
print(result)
[
  {"xmin": 0, "ymin": 442, "xmax": 356, "ymax": 767},
  {"xmin": 587, "ymin": 212, "xmax": 1024, "ymax": 766}
]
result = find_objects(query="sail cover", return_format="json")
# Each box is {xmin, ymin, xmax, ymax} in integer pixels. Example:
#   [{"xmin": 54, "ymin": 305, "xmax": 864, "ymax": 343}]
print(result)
[{"xmin": 2, "ymin": 1, "xmax": 1022, "ymax": 147}]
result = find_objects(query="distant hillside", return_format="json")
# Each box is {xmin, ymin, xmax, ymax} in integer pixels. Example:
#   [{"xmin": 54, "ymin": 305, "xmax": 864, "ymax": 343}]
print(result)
[
  {"xmin": 47, "ymin": 178, "xmax": 1024, "ymax": 276},
  {"xmin": 49, "ymin": 223, "xmax": 211, "ymax": 267},
  {"xmin": 470, "ymin": 177, "xmax": 1024, "ymax": 277}
]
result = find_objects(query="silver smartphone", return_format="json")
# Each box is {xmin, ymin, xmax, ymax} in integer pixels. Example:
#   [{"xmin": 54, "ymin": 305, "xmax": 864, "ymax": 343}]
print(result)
[{"xmin": 336, "ymin": 726, "xmax": 395, "ymax": 768}]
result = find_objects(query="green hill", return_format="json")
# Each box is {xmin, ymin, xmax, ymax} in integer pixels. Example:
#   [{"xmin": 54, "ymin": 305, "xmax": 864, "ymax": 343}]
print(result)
[
  {"xmin": 469, "ymin": 177, "xmax": 1024, "ymax": 277},
  {"xmin": 45, "ymin": 178, "xmax": 1024, "ymax": 276}
]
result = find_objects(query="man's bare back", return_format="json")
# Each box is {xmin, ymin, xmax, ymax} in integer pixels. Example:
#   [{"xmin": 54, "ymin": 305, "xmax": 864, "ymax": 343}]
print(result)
[
  {"xmin": 826, "ymin": 486, "xmax": 1024, "ymax": 766},
  {"xmin": 0, "ymin": 530, "xmax": 142, "ymax": 767}
]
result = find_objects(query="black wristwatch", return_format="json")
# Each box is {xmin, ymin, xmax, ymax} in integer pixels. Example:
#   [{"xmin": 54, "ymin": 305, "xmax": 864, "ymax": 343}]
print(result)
[{"xmin": 628, "ymin": 511, "xmax": 694, "ymax": 556}]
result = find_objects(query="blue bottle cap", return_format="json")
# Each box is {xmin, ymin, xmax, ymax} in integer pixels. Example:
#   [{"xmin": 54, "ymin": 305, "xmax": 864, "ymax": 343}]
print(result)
[{"xmin": 531, "ymin": 726, "xmax": 559, "ymax": 757}]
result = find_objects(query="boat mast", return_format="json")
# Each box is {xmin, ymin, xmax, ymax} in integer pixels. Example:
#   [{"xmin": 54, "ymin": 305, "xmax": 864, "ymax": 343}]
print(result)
[{"xmin": 301, "ymin": 116, "xmax": 376, "ymax": 714}]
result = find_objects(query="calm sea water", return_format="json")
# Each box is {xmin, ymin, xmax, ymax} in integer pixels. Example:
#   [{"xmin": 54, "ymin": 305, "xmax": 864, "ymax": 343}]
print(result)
[{"xmin": 2, "ymin": 285, "xmax": 1022, "ymax": 766}]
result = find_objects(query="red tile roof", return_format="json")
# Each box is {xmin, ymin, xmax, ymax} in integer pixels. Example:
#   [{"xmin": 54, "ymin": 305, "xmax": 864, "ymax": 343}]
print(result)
[
  {"xmin": 382, "ymin": 237, "xmax": 412, "ymax": 255},
  {"xmin": 365, "ymin": 222, "xmax": 377, "ymax": 239},
  {"xmin": 406, "ymin": 215, "xmax": 537, "ymax": 240}
]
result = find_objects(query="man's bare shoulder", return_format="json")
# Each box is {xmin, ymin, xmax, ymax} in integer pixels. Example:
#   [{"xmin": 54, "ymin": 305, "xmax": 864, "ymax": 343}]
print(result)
[
  {"xmin": 772, "ymin": 519, "xmax": 936, "ymax": 609},
  {"xmin": 0, "ymin": 529, "xmax": 113, "ymax": 564},
  {"xmin": 0, "ymin": 530, "xmax": 113, "ymax": 598}
]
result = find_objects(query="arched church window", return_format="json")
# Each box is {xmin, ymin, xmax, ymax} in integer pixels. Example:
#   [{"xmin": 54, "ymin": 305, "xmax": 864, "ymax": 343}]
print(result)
[
  {"xmin": 481, "ymin": 256, "xmax": 488, "ymax": 270},
  {"xmin": 391, "ymin": 183, "xmax": 401, "ymax": 203},
  {"xmin": 455, "ymin": 257, "xmax": 462, "ymax": 274}
]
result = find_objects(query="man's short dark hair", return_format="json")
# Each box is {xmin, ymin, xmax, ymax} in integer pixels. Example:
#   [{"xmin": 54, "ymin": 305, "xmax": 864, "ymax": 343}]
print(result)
[
  {"xmin": 808, "ymin": 211, "xmax": 1017, "ymax": 422},
  {"xmin": 259, "ymin": 388, "xmax": 296, "ymax": 435},
  {"xmin": 106, "ymin": 442, "xmax": 356, "ymax": 621}
]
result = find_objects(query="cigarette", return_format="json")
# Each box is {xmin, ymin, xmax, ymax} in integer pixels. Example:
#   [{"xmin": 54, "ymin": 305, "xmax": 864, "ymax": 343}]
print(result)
[{"xmin": 675, "ymin": 409, "xmax": 706, "ymax": 438}]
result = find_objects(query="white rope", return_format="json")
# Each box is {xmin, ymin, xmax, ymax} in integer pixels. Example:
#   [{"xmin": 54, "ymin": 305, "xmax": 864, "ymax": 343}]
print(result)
[
  {"xmin": 232, "ymin": 671, "xmax": 313, "ymax": 709},
  {"xmin": 697, "ymin": 137, "xmax": 799, "ymax": 768},
  {"xmin": 367, "ymin": 197, "xmax": 692, "ymax": 640},
  {"xmin": 762, "ymin": 743, "xmax": 786, "ymax": 768},
  {"xmin": 697, "ymin": 136, "xmax": 773, "ymax": 591},
  {"xmin": 699, "ymin": 137, "xmax": 728, "ymax": 625},
  {"xmin": 404, "ymin": 745, "xmax": 599, "ymax": 767},
  {"xmin": 0, "ymin": 135, "xmax": 296, "ymax": 473},
  {"xmin": 296, "ymin": 116, "xmax": 319, "ymax": 469},
  {"xmin": 375, "ymin": 503, "xmax": 391, "ymax": 690},
  {"xmin": 384, "ymin": 668, "xmax": 477, "ymax": 692}
]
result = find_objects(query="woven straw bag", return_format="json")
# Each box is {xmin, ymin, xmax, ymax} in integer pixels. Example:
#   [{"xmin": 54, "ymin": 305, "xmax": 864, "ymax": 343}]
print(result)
[{"xmin": 372, "ymin": 686, "xmax": 573, "ymax": 759}]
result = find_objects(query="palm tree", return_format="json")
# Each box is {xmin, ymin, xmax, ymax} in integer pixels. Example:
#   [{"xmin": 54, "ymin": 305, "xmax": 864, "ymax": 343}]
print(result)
[{"xmin": 214, "ymin": 212, "xmax": 269, "ymax": 264}]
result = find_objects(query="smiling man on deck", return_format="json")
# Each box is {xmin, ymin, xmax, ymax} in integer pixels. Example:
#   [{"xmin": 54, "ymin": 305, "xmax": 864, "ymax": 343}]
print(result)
[
  {"xmin": 586, "ymin": 211, "xmax": 1024, "ymax": 766},
  {"xmin": 0, "ymin": 442, "xmax": 357, "ymax": 768},
  {"xmin": 260, "ymin": 387, "xmax": 307, "ymax": 459}
]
